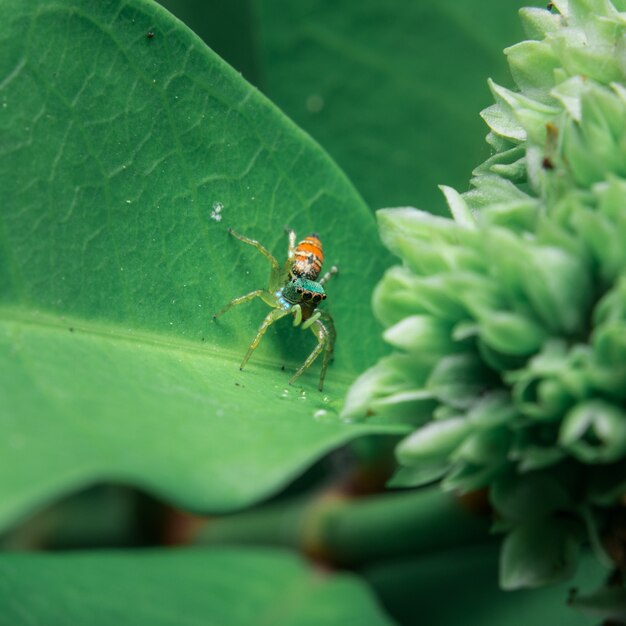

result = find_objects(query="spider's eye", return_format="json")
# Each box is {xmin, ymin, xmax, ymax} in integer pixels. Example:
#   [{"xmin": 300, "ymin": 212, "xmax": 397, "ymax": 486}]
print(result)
[
  {"xmin": 321, "ymin": 293, "xmax": 327, "ymax": 300},
  {"xmin": 302, "ymin": 292, "xmax": 312, "ymax": 301},
  {"xmin": 313, "ymin": 294, "xmax": 321, "ymax": 303},
  {"xmin": 296, "ymin": 287, "xmax": 303, "ymax": 293}
]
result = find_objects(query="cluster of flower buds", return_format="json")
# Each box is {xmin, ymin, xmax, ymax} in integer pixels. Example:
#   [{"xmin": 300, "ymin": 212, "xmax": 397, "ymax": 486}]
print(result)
[{"xmin": 343, "ymin": 0, "xmax": 626, "ymax": 591}]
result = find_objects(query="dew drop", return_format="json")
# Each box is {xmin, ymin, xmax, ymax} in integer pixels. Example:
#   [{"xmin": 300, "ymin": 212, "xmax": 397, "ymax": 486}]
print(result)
[{"xmin": 313, "ymin": 407, "xmax": 339, "ymax": 423}]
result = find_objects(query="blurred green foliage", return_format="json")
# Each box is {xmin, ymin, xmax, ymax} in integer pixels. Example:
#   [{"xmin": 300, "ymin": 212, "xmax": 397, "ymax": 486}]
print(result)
[
  {"xmin": 344, "ymin": 0, "xmax": 626, "ymax": 618},
  {"xmin": 0, "ymin": 548, "xmax": 395, "ymax": 626},
  {"xmin": 159, "ymin": 0, "xmax": 528, "ymax": 215}
]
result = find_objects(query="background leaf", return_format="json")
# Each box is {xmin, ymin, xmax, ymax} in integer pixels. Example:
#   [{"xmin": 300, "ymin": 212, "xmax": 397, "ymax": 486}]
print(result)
[
  {"xmin": 0, "ymin": 547, "xmax": 396, "ymax": 626},
  {"xmin": 366, "ymin": 544, "xmax": 604, "ymax": 626},
  {"xmin": 0, "ymin": 0, "xmax": 405, "ymax": 532},
  {"xmin": 160, "ymin": 0, "xmax": 528, "ymax": 215},
  {"xmin": 156, "ymin": 0, "xmax": 260, "ymax": 84}
]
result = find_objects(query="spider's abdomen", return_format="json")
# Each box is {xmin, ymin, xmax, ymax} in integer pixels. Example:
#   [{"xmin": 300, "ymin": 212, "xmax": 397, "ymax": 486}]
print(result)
[{"xmin": 292, "ymin": 234, "xmax": 323, "ymax": 280}]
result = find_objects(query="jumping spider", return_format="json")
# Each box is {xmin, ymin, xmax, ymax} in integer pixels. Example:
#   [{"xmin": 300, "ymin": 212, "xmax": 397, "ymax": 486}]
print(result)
[{"xmin": 213, "ymin": 228, "xmax": 337, "ymax": 391}]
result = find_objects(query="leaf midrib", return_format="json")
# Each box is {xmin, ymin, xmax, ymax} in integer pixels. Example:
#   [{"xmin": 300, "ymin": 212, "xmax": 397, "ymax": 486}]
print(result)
[{"xmin": 0, "ymin": 305, "xmax": 357, "ymax": 385}]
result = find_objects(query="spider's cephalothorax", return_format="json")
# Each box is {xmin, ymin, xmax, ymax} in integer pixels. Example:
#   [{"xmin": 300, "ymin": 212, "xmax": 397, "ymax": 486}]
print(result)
[{"xmin": 213, "ymin": 228, "xmax": 338, "ymax": 391}]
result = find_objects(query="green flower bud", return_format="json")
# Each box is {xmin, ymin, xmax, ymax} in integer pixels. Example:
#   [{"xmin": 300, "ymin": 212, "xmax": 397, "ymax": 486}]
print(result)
[
  {"xmin": 396, "ymin": 418, "xmax": 471, "ymax": 465},
  {"xmin": 476, "ymin": 310, "xmax": 548, "ymax": 355},
  {"xmin": 505, "ymin": 40, "xmax": 560, "ymax": 93},
  {"xmin": 373, "ymin": 266, "xmax": 467, "ymax": 326},
  {"xmin": 342, "ymin": 354, "xmax": 435, "ymax": 423},
  {"xmin": 383, "ymin": 315, "xmax": 455, "ymax": 357},
  {"xmin": 518, "ymin": 8, "xmax": 561, "ymax": 41},
  {"xmin": 559, "ymin": 400, "xmax": 626, "ymax": 463},
  {"xmin": 451, "ymin": 427, "xmax": 510, "ymax": 466},
  {"xmin": 489, "ymin": 80, "xmax": 560, "ymax": 145},
  {"xmin": 426, "ymin": 354, "xmax": 495, "ymax": 410}
]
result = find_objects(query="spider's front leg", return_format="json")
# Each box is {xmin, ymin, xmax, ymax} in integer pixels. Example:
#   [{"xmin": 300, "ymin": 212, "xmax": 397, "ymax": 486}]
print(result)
[
  {"xmin": 284, "ymin": 226, "xmax": 296, "ymax": 259},
  {"xmin": 290, "ymin": 304, "xmax": 321, "ymax": 328},
  {"xmin": 228, "ymin": 228, "xmax": 280, "ymax": 271},
  {"xmin": 212, "ymin": 289, "xmax": 265, "ymax": 319},
  {"xmin": 227, "ymin": 228, "xmax": 285, "ymax": 290},
  {"xmin": 289, "ymin": 311, "xmax": 336, "ymax": 391},
  {"xmin": 277, "ymin": 226, "xmax": 297, "ymax": 282},
  {"xmin": 319, "ymin": 265, "xmax": 338, "ymax": 286},
  {"xmin": 240, "ymin": 307, "xmax": 291, "ymax": 371}
]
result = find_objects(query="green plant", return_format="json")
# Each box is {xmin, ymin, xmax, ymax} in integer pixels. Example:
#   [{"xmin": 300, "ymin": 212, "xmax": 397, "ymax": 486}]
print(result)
[
  {"xmin": 345, "ymin": 0, "xmax": 626, "ymax": 617},
  {"xmin": 1, "ymin": 0, "xmax": 618, "ymax": 624}
]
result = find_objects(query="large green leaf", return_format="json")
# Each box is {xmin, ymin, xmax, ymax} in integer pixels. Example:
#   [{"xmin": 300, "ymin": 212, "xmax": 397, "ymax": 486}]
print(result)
[
  {"xmin": 0, "ymin": 547, "xmax": 396, "ymax": 626},
  {"xmin": 0, "ymin": 0, "xmax": 405, "ymax": 531}
]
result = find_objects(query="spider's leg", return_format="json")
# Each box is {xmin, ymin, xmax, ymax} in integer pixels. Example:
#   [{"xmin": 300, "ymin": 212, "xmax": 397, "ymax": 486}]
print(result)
[
  {"xmin": 228, "ymin": 228, "xmax": 285, "ymax": 291},
  {"xmin": 292, "ymin": 304, "xmax": 303, "ymax": 327},
  {"xmin": 240, "ymin": 307, "xmax": 291, "ymax": 370},
  {"xmin": 229, "ymin": 228, "xmax": 279, "ymax": 270},
  {"xmin": 274, "ymin": 229, "xmax": 296, "ymax": 290},
  {"xmin": 288, "ymin": 331, "xmax": 326, "ymax": 388},
  {"xmin": 317, "ymin": 313, "xmax": 336, "ymax": 391},
  {"xmin": 289, "ymin": 311, "xmax": 336, "ymax": 390},
  {"xmin": 212, "ymin": 289, "xmax": 265, "ymax": 319},
  {"xmin": 301, "ymin": 311, "xmax": 321, "ymax": 329},
  {"xmin": 285, "ymin": 227, "xmax": 296, "ymax": 259},
  {"xmin": 319, "ymin": 265, "xmax": 338, "ymax": 286}
]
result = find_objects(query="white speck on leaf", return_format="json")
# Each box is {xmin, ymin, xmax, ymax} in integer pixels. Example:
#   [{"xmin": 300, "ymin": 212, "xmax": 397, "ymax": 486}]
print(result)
[{"xmin": 210, "ymin": 201, "xmax": 224, "ymax": 222}]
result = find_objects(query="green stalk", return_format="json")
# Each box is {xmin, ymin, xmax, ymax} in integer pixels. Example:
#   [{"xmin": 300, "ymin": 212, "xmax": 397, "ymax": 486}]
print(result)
[{"xmin": 196, "ymin": 486, "xmax": 491, "ymax": 566}]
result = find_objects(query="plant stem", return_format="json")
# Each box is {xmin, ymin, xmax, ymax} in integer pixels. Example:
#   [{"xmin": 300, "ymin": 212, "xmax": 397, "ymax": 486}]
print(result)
[{"xmin": 196, "ymin": 486, "xmax": 492, "ymax": 566}]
